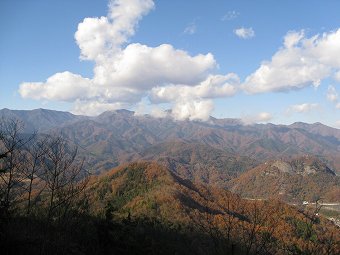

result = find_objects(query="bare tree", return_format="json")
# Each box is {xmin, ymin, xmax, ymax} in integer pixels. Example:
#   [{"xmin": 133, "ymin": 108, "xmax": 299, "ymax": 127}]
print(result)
[
  {"xmin": 0, "ymin": 118, "xmax": 34, "ymax": 216},
  {"xmin": 236, "ymin": 200, "xmax": 283, "ymax": 255},
  {"xmin": 0, "ymin": 117, "xmax": 89, "ymax": 222},
  {"xmin": 216, "ymin": 191, "xmax": 243, "ymax": 244},
  {"xmin": 21, "ymin": 136, "xmax": 49, "ymax": 215},
  {"xmin": 38, "ymin": 135, "xmax": 89, "ymax": 223},
  {"xmin": 189, "ymin": 188, "xmax": 246, "ymax": 255}
]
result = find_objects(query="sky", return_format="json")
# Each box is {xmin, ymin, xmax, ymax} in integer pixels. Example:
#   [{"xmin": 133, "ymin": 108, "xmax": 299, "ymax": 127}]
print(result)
[{"xmin": 1, "ymin": 0, "xmax": 340, "ymax": 128}]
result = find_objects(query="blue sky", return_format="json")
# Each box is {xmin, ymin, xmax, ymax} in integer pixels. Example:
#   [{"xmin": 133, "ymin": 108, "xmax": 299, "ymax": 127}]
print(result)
[{"xmin": 1, "ymin": 0, "xmax": 340, "ymax": 127}]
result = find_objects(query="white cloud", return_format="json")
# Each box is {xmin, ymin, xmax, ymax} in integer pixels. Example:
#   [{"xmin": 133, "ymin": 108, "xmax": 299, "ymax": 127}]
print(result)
[
  {"xmin": 150, "ymin": 74, "xmax": 238, "ymax": 103},
  {"xmin": 18, "ymin": 0, "xmax": 225, "ymax": 117},
  {"xmin": 335, "ymin": 120, "xmax": 340, "ymax": 128},
  {"xmin": 325, "ymin": 85, "xmax": 340, "ymax": 110},
  {"xmin": 243, "ymin": 29, "xmax": 340, "ymax": 94},
  {"xmin": 19, "ymin": 43, "xmax": 216, "ymax": 111},
  {"xmin": 149, "ymin": 73, "xmax": 238, "ymax": 121},
  {"xmin": 327, "ymin": 85, "xmax": 338, "ymax": 102},
  {"xmin": 19, "ymin": 72, "xmax": 94, "ymax": 101},
  {"xmin": 72, "ymin": 100, "xmax": 127, "ymax": 116},
  {"xmin": 172, "ymin": 99, "xmax": 214, "ymax": 121},
  {"xmin": 25, "ymin": 0, "xmax": 340, "ymax": 121},
  {"xmin": 75, "ymin": 0, "xmax": 154, "ymax": 61},
  {"xmin": 134, "ymin": 100, "xmax": 148, "ymax": 116},
  {"xmin": 284, "ymin": 30, "xmax": 305, "ymax": 48},
  {"xmin": 334, "ymin": 71, "xmax": 340, "ymax": 82},
  {"xmin": 150, "ymin": 107, "xmax": 168, "ymax": 118},
  {"xmin": 242, "ymin": 112, "xmax": 272, "ymax": 125},
  {"xmin": 92, "ymin": 43, "xmax": 216, "ymax": 89},
  {"xmin": 221, "ymin": 11, "xmax": 239, "ymax": 21},
  {"xmin": 234, "ymin": 27, "xmax": 255, "ymax": 39},
  {"xmin": 286, "ymin": 103, "xmax": 319, "ymax": 114},
  {"xmin": 133, "ymin": 99, "xmax": 168, "ymax": 118},
  {"xmin": 184, "ymin": 22, "xmax": 196, "ymax": 35}
]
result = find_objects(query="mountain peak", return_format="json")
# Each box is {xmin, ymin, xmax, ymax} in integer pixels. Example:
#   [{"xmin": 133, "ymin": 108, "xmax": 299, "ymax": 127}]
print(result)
[
  {"xmin": 270, "ymin": 156, "xmax": 335, "ymax": 176},
  {"xmin": 231, "ymin": 155, "xmax": 339, "ymax": 202},
  {"xmin": 116, "ymin": 109, "xmax": 134, "ymax": 115},
  {"xmin": 97, "ymin": 109, "xmax": 134, "ymax": 118}
]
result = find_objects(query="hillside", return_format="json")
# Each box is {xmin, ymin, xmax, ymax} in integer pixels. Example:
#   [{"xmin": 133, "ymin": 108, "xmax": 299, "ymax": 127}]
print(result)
[
  {"xmin": 230, "ymin": 156, "xmax": 340, "ymax": 203},
  {"xmin": 126, "ymin": 141, "xmax": 258, "ymax": 187},
  {"xmin": 84, "ymin": 162, "xmax": 340, "ymax": 254},
  {"xmin": 87, "ymin": 161, "xmax": 205, "ymax": 223}
]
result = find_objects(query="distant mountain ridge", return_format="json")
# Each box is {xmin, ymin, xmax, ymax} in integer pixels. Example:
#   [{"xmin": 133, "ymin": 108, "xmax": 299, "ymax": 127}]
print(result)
[
  {"xmin": 0, "ymin": 108, "xmax": 84, "ymax": 133},
  {"xmin": 1, "ymin": 108, "xmax": 339, "ymax": 176}
]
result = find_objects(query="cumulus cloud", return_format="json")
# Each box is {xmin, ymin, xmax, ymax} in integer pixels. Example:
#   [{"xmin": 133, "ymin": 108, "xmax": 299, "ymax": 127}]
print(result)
[
  {"xmin": 75, "ymin": 0, "xmax": 154, "ymax": 61},
  {"xmin": 327, "ymin": 85, "xmax": 338, "ymax": 102},
  {"xmin": 19, "ymin": 72, "xmax": 94, "ymax": 101},
  {"xmin": 72, "ymin": 100, "xmax": 127, "ymax": 116},
  {"xmin": 234, "ymin": 27, "xmax": 255, "ymax": 39},
  {"xmin": 243, "ymin": 29, "xmax": 340, "ymax": 93},
  {"xmin": 283, "ymin": 30, "xmax": 305, "ymax": 48},
  {"xmin": 149, "ymin": 73, "xmax": 238, "ymax": 121},
  {"xmin": 92, "ymin": 43, "xmax": 215, "ymax": 89},
  {"xmin": 286, "ymin": 103, "xmax": 319, "ymax": 114},
  {"xmin": 18, "ymin": 0, "xmax": 226, "ymax": 118},
  {"xmin": 150, "ymin": 74, "xmax": 239, "ymax": 103},
  {"xmin": 242, "ymin": 112, "xmax": 272, "ymax": 125},
  {"xmin": 172, "ymin": 99, "xmax": 214, "ymax": 121},
  {"xmin": 20, "ymin": 44, "xmax": 216, "ymax": 108}
]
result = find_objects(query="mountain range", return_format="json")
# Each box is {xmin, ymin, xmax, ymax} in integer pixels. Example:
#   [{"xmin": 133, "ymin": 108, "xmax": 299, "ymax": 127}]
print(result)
[
  {"xmin": 1, "ymin": 108, "xmax": 339, "ymax": 176},
  {"xmin": 2, "ymin": 108, "xmax": 339, "ymax": 202}
]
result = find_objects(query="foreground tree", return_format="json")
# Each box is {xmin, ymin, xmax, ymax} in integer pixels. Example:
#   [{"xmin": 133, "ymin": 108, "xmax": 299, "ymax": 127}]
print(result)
[
  {"xmin": 0, "ymin": 118, "xmax": 89, "ymax": 222},
  {"xmin": 21, "ymin": 136, "xmax": 49, "ymax": 215},
  {"xmin": 39, "ymin": 135, "xmax": 89, "ymax": 223},
  {"xmin": 0, "ymin": 118, "xmax": 35, "ymax": 217}
]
